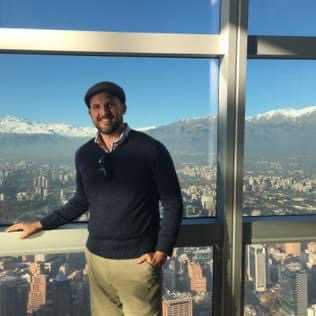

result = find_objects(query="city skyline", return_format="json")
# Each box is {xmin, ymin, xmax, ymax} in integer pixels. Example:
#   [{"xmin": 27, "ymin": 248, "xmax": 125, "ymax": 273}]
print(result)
[{"xmin": 0, "ymin": 247, "xmax": 213, "ymax": 316}]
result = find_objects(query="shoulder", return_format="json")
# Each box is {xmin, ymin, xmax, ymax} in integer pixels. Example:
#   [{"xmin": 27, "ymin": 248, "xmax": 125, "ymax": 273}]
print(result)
[
  {"xmin": 75, "ymin": 138, "xmax": 96, "ymax": 160},
  {"xmin": 129, "ymin": 130, "xmax": 172, "ymax": 164},
  {"xmin": 129, "ymin": 129, "xmax": 166, "ymax": 150}
]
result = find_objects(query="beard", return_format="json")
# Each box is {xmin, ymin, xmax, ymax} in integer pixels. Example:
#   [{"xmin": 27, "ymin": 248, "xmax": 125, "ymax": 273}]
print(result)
[{"xmin": 95, "ymin": 117, "xmax": 124, "ymax": 135}]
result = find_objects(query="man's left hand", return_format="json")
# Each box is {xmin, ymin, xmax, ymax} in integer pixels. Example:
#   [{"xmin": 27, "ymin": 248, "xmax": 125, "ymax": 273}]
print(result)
[{"xmin": 136, "ymin": 251, "xmax": 167, "ymax": 268}]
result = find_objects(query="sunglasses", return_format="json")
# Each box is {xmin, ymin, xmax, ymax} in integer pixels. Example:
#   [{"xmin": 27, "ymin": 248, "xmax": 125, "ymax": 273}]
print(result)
[{"xmin": 98, "ymin": 154, "xmax": 112, "ymax": 179}]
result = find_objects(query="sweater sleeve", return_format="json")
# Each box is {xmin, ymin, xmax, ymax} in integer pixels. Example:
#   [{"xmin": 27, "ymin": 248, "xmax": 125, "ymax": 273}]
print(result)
[
  {"xmin": 152, "ymin": 142, "xmax": 183, "ymax": 256},
  {"xmin": 40, "ymin": 151, "xmax": 89, "ymax": 230}
]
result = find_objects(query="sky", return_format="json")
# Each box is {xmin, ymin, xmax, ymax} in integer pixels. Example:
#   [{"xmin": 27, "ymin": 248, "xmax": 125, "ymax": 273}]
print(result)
[{"xmin": 0, "ymin": 0, "xmax": 316, "ymax": 128}]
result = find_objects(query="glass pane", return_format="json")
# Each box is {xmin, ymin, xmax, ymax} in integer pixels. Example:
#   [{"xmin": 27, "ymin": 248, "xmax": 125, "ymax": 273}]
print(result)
[
  {"xmin": 244, "ymin": 242, "xmax": 316, "ymax": 315},
  {"xmin": 0, "ymin": 246, "xmax": 213, "ymax": 315},
  {"xmin": 0, "ymin": 0, "xmax": 220, "ymax": 34},
  {"xmin": 0, "ymin": 252, "xmax": 90, "ymax": 315},
  {"xmin": 249, "ymin": 0, "xmax": 316, "ymax": 36},
  {"xmin": 0, "ymin": 55, "xmax": 218, "ymax": 224},
  {"xmin": 164, "ymin": 247, "xmax": 213, "ymax": 316},
  {"xmin": 243, "ymin": 60, "xmax": 316, "ymax": 216}
]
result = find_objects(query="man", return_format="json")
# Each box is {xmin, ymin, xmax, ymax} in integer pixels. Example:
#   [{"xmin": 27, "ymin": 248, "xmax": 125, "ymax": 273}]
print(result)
[{"xmin": 6, "ymin": 81, "xmax": 183, "ymax": 316}]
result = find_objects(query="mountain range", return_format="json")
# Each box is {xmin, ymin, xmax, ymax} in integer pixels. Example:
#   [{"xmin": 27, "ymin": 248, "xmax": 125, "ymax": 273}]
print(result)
[{"xmin": 0, "ymin": 106, "xmax": 315, "ymax": 166}]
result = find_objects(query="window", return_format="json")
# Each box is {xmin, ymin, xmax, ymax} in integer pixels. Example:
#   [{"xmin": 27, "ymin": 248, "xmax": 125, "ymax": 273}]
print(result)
[
  {"xmin": 0, "ymin": 55, "xmax": 218, "ymax": 223},
  {"xmin": 243, "ymin": 60, "xmax": 316, "ymax": 216},
  {"xmin": 244, "ymin": 241, "xmax": 316, "ymax": 315},
  {"xmin": 0, "ymin": 247, "xmax": 213, "ymax": 315}
]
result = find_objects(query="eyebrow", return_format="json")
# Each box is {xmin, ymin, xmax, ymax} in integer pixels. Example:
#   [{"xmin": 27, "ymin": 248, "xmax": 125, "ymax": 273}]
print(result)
[{"xmin": 91, "ymin": 99, "xmax": 117, "ymax": 107}]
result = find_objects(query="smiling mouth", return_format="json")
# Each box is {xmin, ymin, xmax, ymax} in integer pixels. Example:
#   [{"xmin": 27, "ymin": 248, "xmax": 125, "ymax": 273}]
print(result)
[{"xmin": 99, "ymin": 118, "xmax": 112, "ymax": 123}]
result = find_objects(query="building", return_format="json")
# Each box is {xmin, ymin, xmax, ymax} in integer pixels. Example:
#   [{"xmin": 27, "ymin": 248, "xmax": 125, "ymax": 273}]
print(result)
[
  {"xmin": 279, "ymin": 263, "xmax": 308, "ymax": 316},
  {"xmin": 30, "ymin": 261, "xmax": 46, "ymax": 275},
  {"xmin": 194, "ymin": 247, "xmax": 212, "ymax": 266},
  {"xmin": 247, "ymin": 245, "xmax": 267, "ymax": 292},
  {"xmin": 285, "ymin": 243, "xmax": 301, "ymax": 258},
  {"xmin": 188, "ymin": 262, "xmax": 207, "ymax": 293},
  {"xmin": 308, "ymin": 305, "xmax": 316, "ymax": 316},
  {"xmin": 308, "ymin": 243, "xmax": 316, "ymax": 254},
  {"xmin": 162, "ymin": 291, "xmax": 193, "ymax": 316},
  {"xmin": 27, "ymin": 274, "xmax": 47, "ymax": 314},
  {"xmin": 0, "ymin": 276, "xmax": 29, "ymax": 316},
  {"xmin": 50, "ymin": 273, "xmax": 72, "ymax": 316}
]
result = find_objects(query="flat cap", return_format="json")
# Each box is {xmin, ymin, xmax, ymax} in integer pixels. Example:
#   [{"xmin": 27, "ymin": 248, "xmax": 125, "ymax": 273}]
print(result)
[{"xmin": 84, "ymin": 81, "xmax": 126, "ymax": 107}]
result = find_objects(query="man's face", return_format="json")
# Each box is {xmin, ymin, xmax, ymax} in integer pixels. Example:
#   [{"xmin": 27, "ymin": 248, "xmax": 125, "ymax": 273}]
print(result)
[{"xmin": 88, "ymin": 92, "xmax": 127, "ymax": 135}]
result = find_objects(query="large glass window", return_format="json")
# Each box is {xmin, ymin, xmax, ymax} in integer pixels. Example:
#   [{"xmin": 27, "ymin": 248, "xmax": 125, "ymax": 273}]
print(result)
[
  {"xmin": 0, "ymin": 55, "xmax": 218, "ymax": 223},
  {"xmin": 243, "ymin": 60, "xmax": 316, "ymax": 216},
  {"xmin": 0, "ymin": 0, "xmax": 220, "ymax": 34},
  {"xmin": 244, "ymin": 242, "xmax": 316, "ymax": 315},
  {"xmin": 249, "ymin": 0, "xmax": 316, "ymax": 36},
  {"xmin": 0, "ymin": 247, "xmax": 213, "ymax": 315}
]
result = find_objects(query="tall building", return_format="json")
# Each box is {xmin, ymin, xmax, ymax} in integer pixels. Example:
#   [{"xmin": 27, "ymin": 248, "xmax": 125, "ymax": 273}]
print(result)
[
  {"xmin": 50, "ymin": 273, "xmax": 72, "ymax": 316},
  {"xmin": 71, "ymin": 277, "xmax": 90, "ymax": 316},
  {"xmin": 27, "ymin": 274, "xmax": 47, "ymax": 314},
  {"xmin": 247, "ymin": 245, "xmax": 267, "ymax": 292},
  {"xmin": 30, "ymin": 261, "xmax": 46, "ymax": 275},
  {"xmin": 162, "ymin": 291, "xmax": 193, "ymax": 316},
  {"xmin": 308, "ymin": 242, "xmax": 316, "ymax": 253},
  {"xmin": 0, "ymin": 276, "xmax": 29, "ymax": 316},
  {"xmin": 284, "ymin": 243, "xmax": 301, "ymax": 257},
  {"xmin": 194, "ymin": 248, "xmax": 212, "ymax": 266},
  {"xmin": 188, "ymin": 262, "xmax": 207, "ymax": 293},
  {"xmin": 279, "ymin": 262, "xmax": 308, "ymax": 316},
  {"xmin": 307, "ymin": 305, "xmax": 316, "ymax": 316},
  {"xmin": 309, "ymin": 265, "xmax": 316, "ymax": 305}
]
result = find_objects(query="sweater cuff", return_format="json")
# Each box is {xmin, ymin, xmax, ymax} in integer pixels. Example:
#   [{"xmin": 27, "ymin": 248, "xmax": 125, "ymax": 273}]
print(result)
[
  {"xmin": 40, "ymin": 212, "xmax": 61, "ymax": 230},
  {"xmin": 156, "ymin": 244, "xmax": 174, "ymax": 257}
]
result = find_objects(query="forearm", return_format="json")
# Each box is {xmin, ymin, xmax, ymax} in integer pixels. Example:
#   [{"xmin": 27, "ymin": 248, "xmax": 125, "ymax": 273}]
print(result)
[
  {"xmin": 40, "ymin": 192, "xmax": 89, "ymax": 230},
  {"xmin": 156, "ymin": 195, "xmax": 183, "ymax": 256},
  {"xmin": 152, "ymin": 142, "xmax": 184, "ymax": 256}
]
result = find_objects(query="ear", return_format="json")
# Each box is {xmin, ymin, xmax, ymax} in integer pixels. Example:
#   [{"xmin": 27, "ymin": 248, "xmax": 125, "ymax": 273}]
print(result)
[{"xmin": 122, "ymin": 104, "xmax": 127, "ymax": 114}]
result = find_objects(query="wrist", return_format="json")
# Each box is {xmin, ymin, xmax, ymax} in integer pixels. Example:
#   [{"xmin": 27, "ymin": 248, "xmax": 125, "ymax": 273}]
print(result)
[
  {"xmin": 155, "ymin": 251, "xmax": 167, "ymax": 259},
  {"xmin": 36, "ymin": 221, "xmax": 43, "ymax": 230}
]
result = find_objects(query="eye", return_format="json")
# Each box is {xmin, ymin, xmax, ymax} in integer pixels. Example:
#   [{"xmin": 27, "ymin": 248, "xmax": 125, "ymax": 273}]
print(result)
[{"xmin": 91, "ymin": 104, "xmax": 100, "ymax": 110}]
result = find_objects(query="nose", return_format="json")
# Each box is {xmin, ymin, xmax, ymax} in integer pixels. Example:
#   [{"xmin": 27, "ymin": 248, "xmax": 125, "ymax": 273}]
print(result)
[{"xmin": 99, "ymin": 104, "xmax": 111, "ymax": 116}]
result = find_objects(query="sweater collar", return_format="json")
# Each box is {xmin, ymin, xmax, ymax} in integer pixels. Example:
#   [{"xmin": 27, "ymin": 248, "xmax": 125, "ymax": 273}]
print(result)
[{"xmin": 94, "ymin": 124, "xmax": 131, "ymax": 153}]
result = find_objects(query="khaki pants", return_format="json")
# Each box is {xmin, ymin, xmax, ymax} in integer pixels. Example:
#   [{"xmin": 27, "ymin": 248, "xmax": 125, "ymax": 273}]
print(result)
[{"xmin": 84, "ymin": 247, "xmax": 162, "ymax": 316}]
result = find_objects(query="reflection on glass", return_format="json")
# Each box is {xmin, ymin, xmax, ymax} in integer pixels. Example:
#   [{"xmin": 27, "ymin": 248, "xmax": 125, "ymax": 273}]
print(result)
[
  {"xmin": 244, "ymin": 242, "xmax": 316, "ymax": 315},
  {"xmin": 0, "ymin": 247, "xmax": 213, "ymax": 316},
  {"xmin": 0, "ymin": 55, "xmax": 218, "ymax": 223}
]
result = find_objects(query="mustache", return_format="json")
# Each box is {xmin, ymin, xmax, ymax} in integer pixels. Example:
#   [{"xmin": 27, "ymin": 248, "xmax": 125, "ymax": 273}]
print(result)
[{"xmin": 97, "ymin": 116, "xmax": 114, "ymax": 120}]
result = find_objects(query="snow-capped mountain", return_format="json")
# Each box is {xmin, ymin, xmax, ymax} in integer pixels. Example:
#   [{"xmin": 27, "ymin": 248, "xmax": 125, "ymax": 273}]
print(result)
[
  {"xmin": 248, "ymin": 106, "xmax": 316, "ymax": 122},
  {"xmin": 1, "ymin": 106, "xmax": 315, "ymax": 137},
  {"xmin": 0, "ymin": 115, "xmax": 155, "ymax": 136},
  {"xmin": 0, "ymin": 106, "xmax": 315, "ymax": 164},
  {"xmin": 135, "ymin": 126, "xmax": 156, "ymax": 132},
  {"xmin": 0, "ymin": 115, "xmax": 96, "ymax": 137}
]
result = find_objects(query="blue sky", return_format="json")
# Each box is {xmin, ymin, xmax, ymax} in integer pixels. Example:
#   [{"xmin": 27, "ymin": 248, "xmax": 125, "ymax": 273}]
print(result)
[{"xmin": 0, "ymin": 1, "xmax": 316, "ymax": 128}]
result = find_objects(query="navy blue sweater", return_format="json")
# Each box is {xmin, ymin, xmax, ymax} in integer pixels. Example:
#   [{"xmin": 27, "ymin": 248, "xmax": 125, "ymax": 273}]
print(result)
[{"xmin": 40, "ymin": 130, "xmax": 183, "ymax": 259}]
